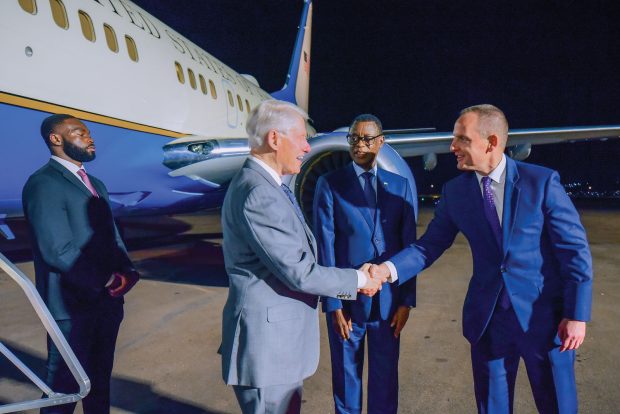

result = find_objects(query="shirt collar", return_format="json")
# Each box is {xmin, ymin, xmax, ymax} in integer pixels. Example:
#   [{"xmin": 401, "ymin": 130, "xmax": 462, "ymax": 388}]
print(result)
[
  {"xmin": 352, "ymin": 162, "xmax": 378, "ymax": 178},
  {"xmin": 476, "ymin": 154, "xmax": 506, "ymax": 185},
  {"xmin": 249, "ymin": 155, "xmax": 282, "ymax": 186},
  {"xmin": 51, "ymin": 155, "xmax": 84, "ymax": 175}
]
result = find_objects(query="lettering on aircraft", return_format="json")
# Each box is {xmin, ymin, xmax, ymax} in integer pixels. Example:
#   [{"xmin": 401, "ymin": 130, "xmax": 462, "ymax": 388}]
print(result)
[
  {"xmin": 92, "ymin": 0, "xmax": 160, "ymax": 38},
  {"xmin": 91, "ymin": 0, "xmax": 262, "ymax": 98}
]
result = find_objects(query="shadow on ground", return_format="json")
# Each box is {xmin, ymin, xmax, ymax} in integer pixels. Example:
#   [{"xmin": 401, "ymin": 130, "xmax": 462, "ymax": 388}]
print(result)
[{"xmin": 0, "ymin": 341, "xmax": 227, "ymax": 414}]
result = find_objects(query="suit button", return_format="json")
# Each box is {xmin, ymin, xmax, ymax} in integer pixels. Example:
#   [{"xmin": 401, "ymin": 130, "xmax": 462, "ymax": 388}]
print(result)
[{"xmin": 500, "ymin": 266, "xmax": 507, "ymax": 273}]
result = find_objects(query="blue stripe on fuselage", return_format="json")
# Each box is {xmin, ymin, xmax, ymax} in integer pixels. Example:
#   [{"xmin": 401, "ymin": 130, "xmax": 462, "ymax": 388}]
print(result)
[{"xmin": 0, "ymin": 103, "xmax": 225, "ymax": 218}]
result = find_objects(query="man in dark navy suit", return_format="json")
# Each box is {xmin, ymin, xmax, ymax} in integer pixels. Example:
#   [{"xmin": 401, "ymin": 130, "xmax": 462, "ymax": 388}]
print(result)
[
  {"xmin": 313, "ymin": 114, "xmax": 417, "ymax": 414},
  {"xmin": 22, "ymin": 114, "xmax": 139, "ymax": 414},
  {"xmin": 371, "ymin": 105, "xmax": 592, "ymax": 413}
]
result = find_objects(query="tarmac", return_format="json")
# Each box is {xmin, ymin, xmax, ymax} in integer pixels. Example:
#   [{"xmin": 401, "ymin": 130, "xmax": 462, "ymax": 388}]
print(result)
[{"xmin": 1, "ymin": 205, "xmax": 619, "ymax": 413}]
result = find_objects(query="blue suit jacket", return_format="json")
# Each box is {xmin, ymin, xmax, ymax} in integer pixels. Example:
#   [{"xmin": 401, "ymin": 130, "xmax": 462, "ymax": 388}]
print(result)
[
  {"xmin": 313, "ymin": 163, "xmax": 418, "ymax": 322},
  {"xmin": 390, "ymin": 157, "xmax": 593, "ymax": 344}
]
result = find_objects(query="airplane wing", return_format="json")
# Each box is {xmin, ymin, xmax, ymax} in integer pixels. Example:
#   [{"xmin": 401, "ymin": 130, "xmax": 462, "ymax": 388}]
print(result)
[{"xmin": 386, "ymin": 125, "xmax": 620, "ymax": 158}]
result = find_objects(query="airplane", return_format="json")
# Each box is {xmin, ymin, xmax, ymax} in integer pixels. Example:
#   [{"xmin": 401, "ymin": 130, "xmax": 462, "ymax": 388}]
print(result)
[{"xmin": 1, "ymin": 0, "xmax": 620, "ymax": 242}]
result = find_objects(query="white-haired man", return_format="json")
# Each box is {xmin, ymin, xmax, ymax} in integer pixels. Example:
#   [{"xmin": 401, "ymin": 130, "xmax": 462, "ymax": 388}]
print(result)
[{"xmin": 219, "ymin": 99, "xmax": 380, "ymax": 414}]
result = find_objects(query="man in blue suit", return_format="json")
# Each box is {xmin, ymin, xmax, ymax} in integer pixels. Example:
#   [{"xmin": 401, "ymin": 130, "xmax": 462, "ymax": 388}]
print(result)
[
  {"xmin": 313, "ymin": 114, "xmax": 418, "ymax": 414},
  {"xmin": 370, "ymin": 105, "xmax": 592, "ymax": 413}
]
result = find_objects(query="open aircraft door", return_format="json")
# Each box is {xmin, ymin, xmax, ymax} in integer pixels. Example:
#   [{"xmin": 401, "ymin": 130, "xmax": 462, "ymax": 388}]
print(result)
[{"xmin": 0, "ymin": 253, "xmax": 90, "ymax": 413}]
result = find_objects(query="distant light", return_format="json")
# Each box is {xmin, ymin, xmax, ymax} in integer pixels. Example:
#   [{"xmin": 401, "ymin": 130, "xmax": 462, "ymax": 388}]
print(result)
[
  {"xmin": 430, "ymin": 184, "xmax": 434, "ymax": 188},
  {"xmin": 588, "ymin": 186, "xmax": 592, "ymax": 190}
]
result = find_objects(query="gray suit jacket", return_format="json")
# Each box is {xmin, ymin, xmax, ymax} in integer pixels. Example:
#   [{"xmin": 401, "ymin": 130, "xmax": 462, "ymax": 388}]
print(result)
[{"xmin": 220, "ymin": 158, "xmax": 358, "ymax": 387}]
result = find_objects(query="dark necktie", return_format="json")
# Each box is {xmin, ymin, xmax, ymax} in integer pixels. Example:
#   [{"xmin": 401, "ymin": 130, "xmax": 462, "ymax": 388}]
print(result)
[
  {"xmin": 362, "ymin": 172, "xmax": 377, "ymax": 219},
  {"xmin": 77, "ymin": 169, "xmax": 99, "ymax": 198},
  {"xmin": 481, "ymin": 176, "xmax": 510, "ymax": 309},
  {"xmin": 481, "ymin": 176, "xmax": 501, "ymax": 247},
  {"xmin": 281, "ymin": 183, "xmax": 305, "ymax": 224}
]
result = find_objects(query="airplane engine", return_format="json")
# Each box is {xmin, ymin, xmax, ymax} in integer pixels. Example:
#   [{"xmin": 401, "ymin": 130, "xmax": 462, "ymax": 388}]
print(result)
[
  {"xmin": 506, "ymin": 143, "xmax": 532, "ymax": 160},
  {"xmin": 291, "ymin": 133, "xmax": 415, "ymax": 224},
  {"xmin": 423, "ymin": 153, "xmax": 438, "ymax": 171}
]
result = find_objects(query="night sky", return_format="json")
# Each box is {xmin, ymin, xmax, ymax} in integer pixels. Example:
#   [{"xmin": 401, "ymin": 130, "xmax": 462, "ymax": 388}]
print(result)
[{"xmin": 131, "ymin": 0, "xmax": 620, "ymax": 196}]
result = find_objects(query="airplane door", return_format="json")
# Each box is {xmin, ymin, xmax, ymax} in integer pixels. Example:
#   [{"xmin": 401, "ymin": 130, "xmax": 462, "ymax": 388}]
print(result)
[{"xmin": 221, "ymin": 79, "xmax": 238, "ymax": 128}]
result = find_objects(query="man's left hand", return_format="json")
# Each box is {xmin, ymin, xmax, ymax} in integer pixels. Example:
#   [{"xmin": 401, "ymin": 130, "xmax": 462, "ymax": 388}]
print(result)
[
  {"xmin": 390, "ymin": 305, "xmax": 411, "ymax": 338},
  {"xmin": 108, "ymin": 270, "xmax": 140, "ymax": 298},
  {"xmin": 558, "ymin": 318, "xmax": 586, "ymax": 352}
]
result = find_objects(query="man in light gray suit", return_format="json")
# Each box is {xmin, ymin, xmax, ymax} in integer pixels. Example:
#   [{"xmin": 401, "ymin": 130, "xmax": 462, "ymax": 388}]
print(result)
[{"xmin": 220, "ymin": 100, "xmax": 380, "ymax": 414}]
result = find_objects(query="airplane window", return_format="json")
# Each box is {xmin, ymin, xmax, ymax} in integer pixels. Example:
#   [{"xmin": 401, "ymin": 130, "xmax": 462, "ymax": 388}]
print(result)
[
  {"xmin": 125, "ymin": 35, "xmax": 139, "ymax": 62},
  {"xmin": 188, "ymin": 68, "xmax": 197, "ymax": 90},
  {"xmin": 209, "ymin": 79, "xmax": 217, "ymax": 99},
  {"xmin": 199, "ymin": 75, "xmax": 208, "ymax": 95},
  {"xmin": 227, "ymin": 90, "xmax": 234, "ymax": 107},
  {"xmin": 78, "ymin": 10, "xmax": 95, "ymax": 42},
  {"xmin": 50, "ymin": 0, "xmax": 68, "ymax": 29},
  {"xmin": 237, "ymin": 94, "xmax": 243, "ymax": 111},
  {"xmin": 18, "ymin": 0, "xmax": 37, "ymax": 14},
  {"xmin": 103, "ymin": 24, "xmax": 118, "ymax": 53},
  {"xmin": 175, "ymin": 62, "xmax": 185, "ymax": 84},
  {"xmin": 245, "ymin": 99, "xmax": 250, "ymax": 113}
]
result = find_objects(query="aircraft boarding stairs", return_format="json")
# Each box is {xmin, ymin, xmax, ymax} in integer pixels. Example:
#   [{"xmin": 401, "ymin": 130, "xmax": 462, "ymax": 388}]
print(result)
[{"xmin": 0, "ymin": 252, "xmax": 89, "ymax": 413}]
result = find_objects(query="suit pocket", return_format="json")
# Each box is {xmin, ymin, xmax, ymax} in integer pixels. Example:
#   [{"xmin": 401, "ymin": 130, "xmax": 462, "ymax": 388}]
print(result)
[{"xmin": 267, "ymin": 303, "xmax": 304, "ymax": 323}]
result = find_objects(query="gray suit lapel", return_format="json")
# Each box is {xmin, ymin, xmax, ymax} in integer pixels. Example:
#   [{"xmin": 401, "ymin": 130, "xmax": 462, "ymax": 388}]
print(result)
[{"xmin": 245, "ymin": 159, "xmax": 316, "ymax": 257}]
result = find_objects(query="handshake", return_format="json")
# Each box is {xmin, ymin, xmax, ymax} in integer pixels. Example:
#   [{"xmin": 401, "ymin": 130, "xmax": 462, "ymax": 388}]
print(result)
[{"xmin": 357, "ymin": 263, "xmax": 391, "ymax": 297}]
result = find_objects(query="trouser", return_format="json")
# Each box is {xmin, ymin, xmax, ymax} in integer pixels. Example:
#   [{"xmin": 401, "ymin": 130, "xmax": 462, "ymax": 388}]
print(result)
[
  {"xmin": 326, "ymin": 314, "xmax": 400, "ymax": 414},
  {"xmin": 471, "ymin": 304, "xmax": 577, "ymax": 414},
  {"xmin": 41, "ymin": 303, "xmax": 123, "ymax": 414},
  {"xmin": 233, "ymin": 381, "xmax": 303, "ymax": 414}
]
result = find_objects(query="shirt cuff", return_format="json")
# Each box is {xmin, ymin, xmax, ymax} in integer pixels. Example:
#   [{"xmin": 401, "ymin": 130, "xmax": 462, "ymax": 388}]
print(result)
[
  {"xmin": 105, "ymin": 274, "xmax": 116, "ymax": 287},
  {"xmin": 356, "ymin": 270, "xmax": 367, "ymax": 288},
  {"xmin": 385, "ymin": 261, "xmax": 398, "ymax": 283}
]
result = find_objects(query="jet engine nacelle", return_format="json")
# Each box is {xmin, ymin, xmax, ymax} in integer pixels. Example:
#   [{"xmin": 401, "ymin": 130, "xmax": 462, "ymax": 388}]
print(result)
[
  {"xmin": 290, "ymin": 132, "xmax": 416, "ymax": 224},
  {"xmin": 423, "ymin": 153, "xmax": 438, "ymax": 171},
  {"xmin": 506, "ymin": 143, "xmax": 532, "ymax": 160}
]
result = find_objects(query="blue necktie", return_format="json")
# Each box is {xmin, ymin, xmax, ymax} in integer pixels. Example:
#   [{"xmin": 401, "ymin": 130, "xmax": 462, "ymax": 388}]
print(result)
[
  {"xmin": 362, "ymin": 172, "xmax": 377, "ymax": 219},
  {"xmin": 482, "ymin": 176, "xmax": 511, "ymax": 309},
  {"xmin": 362, "ymin": 171, "xmax": 381, "ymax": 319},
  {"xmin": 281, "ymin": 183, "xmax": 305, "ymax": 224}
]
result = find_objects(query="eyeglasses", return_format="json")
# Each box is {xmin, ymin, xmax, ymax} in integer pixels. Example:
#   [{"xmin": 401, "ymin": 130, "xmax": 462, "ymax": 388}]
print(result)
[{"xmin": 346, "ymin": 133, "xmax": 383, "ymax": 147}]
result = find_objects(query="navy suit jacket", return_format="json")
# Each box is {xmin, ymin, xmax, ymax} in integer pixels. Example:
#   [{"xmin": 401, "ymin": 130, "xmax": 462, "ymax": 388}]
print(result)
[
  {"xmin": 22, "ymin": 159, "xmax": 133, "ymax": 320},
  {"xmin": 390, "ymin": 157, "xmax": 593, "ymax": 344},
  {"xmin": 313, "ymin": 163, "xmax": 417, "ymax": 322}
]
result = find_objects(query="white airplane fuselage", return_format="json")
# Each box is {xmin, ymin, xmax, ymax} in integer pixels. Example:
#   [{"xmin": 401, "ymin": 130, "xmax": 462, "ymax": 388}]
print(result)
[{"xmin": 0, "ymin": 0, "xmax": 274, "ymax": 221}]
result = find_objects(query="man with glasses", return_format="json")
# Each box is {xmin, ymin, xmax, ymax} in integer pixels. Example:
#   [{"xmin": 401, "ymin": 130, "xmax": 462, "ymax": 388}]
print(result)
[
  {"xmin": 219, "ymin": 100, "xmax": 381, "ymax": 414},
  {"xmin": 313, "ymin": 114, "xmax": 418, "ymax": 414}
]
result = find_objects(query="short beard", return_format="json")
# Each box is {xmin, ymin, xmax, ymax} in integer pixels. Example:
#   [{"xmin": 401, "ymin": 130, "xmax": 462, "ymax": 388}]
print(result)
[{"xmin": 63, "ymin": 141, "xmax": 96, "ymax": 163}]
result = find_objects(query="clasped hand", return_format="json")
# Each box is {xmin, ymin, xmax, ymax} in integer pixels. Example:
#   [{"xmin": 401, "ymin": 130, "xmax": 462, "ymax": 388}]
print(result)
[
  {"xmin": 108, "ymin": 270, "xmax": 140, "ymax": 297},
  {"xmin": 357, "ymin": 263, "xmax": 391, "ymax": 297}
]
